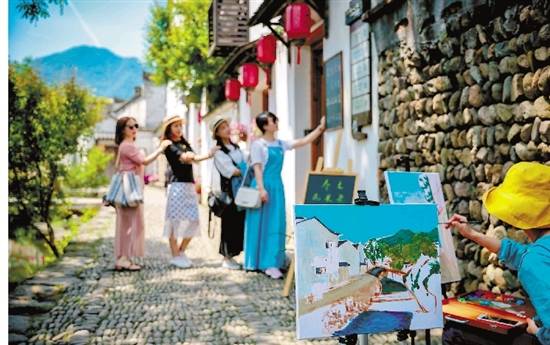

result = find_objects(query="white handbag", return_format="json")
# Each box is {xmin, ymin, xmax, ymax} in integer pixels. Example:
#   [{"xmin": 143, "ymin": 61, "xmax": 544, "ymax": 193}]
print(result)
[{"xmin": 234, "ymin": 166, "xmax": 261, "ymax": 209}]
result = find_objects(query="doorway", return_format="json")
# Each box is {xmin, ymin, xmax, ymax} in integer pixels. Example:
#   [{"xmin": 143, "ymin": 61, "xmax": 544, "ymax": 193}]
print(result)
[{"xmin": 310, "ymin": 40, "xmax": 325, "ymax": 170}]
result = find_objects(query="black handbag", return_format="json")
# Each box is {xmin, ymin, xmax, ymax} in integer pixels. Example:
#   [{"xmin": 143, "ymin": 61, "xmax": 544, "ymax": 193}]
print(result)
[{"xmin": 207, "ymin": 190, "xmax": 232, "ymax": 217}]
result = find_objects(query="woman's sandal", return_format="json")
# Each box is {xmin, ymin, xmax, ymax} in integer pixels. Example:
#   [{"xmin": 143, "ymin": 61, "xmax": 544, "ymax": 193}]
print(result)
[
  {"xmin": 115, "ymin": 257, "xmax": 142, "ymax": 271},
  {"xmin": 115, "ymin": 264, "xmax": 142, "ymax": 271}
]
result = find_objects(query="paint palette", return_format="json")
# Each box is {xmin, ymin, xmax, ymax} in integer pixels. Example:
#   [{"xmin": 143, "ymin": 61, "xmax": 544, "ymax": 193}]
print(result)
[{"xmin": 443, "ymin": 290, "xmax": 535, "ymax": 335}]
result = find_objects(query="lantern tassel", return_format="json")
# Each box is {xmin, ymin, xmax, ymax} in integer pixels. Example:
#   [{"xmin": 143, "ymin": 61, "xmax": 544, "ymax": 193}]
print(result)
[
  {"xmin": 296, "ymin": 46, "xmax": 302, "ymax": 64},
  {"xmin": 263, "ymin": 66, "xmax": 271, "ymax": 89}
]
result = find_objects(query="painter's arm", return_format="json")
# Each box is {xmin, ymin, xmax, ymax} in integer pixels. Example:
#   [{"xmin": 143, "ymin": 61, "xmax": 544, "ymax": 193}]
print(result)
[
  {"xmin": 446, "ymin": 214, "xmax": 501, "ymax": 254},
  {"xmin": 527, "ymin": 319, "xmax": 550, "ymax": 344}
]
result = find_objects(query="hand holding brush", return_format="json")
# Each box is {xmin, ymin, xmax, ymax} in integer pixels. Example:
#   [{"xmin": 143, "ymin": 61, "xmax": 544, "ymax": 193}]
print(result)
[{"xmin": 445, "ymin": 214, "xmax": 501, "ymax": 254}]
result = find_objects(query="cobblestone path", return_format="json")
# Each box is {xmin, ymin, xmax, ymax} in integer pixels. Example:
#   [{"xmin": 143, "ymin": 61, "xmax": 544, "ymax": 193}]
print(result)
[{"xmin": 11, "ymin": 186, "xmax": 441, "ymax": 345}]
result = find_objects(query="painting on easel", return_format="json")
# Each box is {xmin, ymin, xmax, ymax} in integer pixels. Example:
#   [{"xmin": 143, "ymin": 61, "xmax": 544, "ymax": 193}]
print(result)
[
  {"xmin": 384, "ymin": 171, "xmax": 461, "ymax": 283},
  {"xmin": 294, "ymin": 204, "xmax": 443, "ymax": 339}
]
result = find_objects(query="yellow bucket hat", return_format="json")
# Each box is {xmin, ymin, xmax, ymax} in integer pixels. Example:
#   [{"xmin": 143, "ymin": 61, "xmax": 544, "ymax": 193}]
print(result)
[{"xmin": 482, "ymin": 162, "xmax": 550, "ymax": 230}]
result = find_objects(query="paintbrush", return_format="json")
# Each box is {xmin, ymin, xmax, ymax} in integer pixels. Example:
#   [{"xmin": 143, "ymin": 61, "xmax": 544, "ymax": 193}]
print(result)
[{"xmin": 438, "ymin": 220, "xmax": 483, "ymax": 225}]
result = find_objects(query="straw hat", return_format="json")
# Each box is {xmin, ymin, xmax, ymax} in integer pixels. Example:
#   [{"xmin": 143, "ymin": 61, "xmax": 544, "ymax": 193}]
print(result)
[
  {"xmin": 482, "ymin": 162, "xmax": 550, "ymax": 230},
  {"xmin": 209, "ymin": 115, "xmax": 230, "ymax": 139},
  {"xmin": 160, "ymin": 115, "xmax": 185, "ymax": 137}
]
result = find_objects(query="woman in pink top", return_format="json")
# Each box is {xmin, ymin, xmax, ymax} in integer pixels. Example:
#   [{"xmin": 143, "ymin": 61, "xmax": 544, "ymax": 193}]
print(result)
[{"xmin": 114, "ymin": 116, "xmax": 171, "ymax": 271}]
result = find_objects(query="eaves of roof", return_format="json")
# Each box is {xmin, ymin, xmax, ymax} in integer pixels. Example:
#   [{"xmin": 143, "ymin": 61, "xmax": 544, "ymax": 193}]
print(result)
[{"xmin": 214, "ymin": 40, "xmax": 258, "ymax": 78}]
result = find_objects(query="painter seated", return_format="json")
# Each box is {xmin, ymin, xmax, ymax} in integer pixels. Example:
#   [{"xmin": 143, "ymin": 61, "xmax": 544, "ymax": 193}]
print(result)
[{"xmin": 445, "ymin": 162, "xmax": 550, "ymax": 345}]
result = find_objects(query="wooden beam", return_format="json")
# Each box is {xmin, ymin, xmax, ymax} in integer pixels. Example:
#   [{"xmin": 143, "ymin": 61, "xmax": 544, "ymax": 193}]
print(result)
[{"xmin": 265, "ymin": 23, "xmax": 289, "ymax": 48}]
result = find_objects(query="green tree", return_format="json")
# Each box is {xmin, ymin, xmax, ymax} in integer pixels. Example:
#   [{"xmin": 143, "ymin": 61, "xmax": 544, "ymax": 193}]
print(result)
[
  {"xmin": 378, "ymin": 230, "xmax": 439, "ymax": 270},
  {"xmin": 16, "ymin": 0, "xmax": 67, "ymax": 23},
  {"xmin": 363, "ymin": 239, "xmax": 385, "ymax": 264},
  {"xmin": 145, "ymin": 0, "xmax": 224, "ymax": 104},
  {"xmin": 64, "ymin": 146, "xmax": 113, "ymax": 190},
  {"xmin": 9, "ymin": 63, "xmax": 103, "ymax": 257}
]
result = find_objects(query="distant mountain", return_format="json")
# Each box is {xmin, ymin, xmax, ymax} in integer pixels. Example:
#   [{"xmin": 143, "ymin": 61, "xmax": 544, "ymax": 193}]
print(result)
[
  {"xmin": 31, "ymin": 45, "xmax": 144, "ymax": 100},
  {"xmin": 379, "ymin": 228, "xmax": 439, "ymax": 246}
]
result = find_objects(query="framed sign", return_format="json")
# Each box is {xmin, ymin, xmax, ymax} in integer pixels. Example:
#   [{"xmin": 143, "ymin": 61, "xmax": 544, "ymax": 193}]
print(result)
[
  {"xmin": 345, "ymin": 0, "xmax": 364, "ymax": 25},
  {"xmin": 303, "ymin": 172, "xmax": 356, "ymax": 204},
  {"xmin": 350, "ymin": 20, "xmax": 372, "ymax": 125},
  {"xmin": 324, "ymin": 52, "xmax": 343, "ymax": 130}
]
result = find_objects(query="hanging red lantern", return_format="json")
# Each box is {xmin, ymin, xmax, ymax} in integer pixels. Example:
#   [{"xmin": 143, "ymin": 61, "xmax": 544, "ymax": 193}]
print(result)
[
  {"xmin": 256, "ymin": 34, "xmax": 277, "ymax": 89},
  {"xmin": 239, "ymin": 63, "xmax": 259, "ymax": 106},
  {"xmin": 240, "ymin": 63, "xmax": 259, "ymax": 89},
  {"xmin": 225, "ymin": 78, "xmax": 241, "ymax": 102},
  {"xmin": 257, "ymin": 34, "xmax": 277, "ymax": 65},
  {"xmin": 284, "ymin": 3, "xmax": 311, "ymax": 64},
  {"xmin": 285, "ymin": 3, "xmax": 311, "ymax": 40}
]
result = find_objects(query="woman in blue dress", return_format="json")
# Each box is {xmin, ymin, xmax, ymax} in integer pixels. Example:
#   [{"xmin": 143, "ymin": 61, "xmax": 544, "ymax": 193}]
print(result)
[{"xmin": 244, "ymin": 112, "xmax": 325, "ymax": 279}]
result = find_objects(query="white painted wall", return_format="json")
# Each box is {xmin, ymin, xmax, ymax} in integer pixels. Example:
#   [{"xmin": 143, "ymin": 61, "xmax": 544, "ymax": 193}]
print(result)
[
  {"xmin": 166, "ymin": 82, "xmax": 187, "ymax": 121},
  {"xmin": 144, "ymin": 80, "xmax": 167, "ymax": 129},
  {"xmin": 323, "ymin": 1, "xmax": 380, "ymax": 201}
]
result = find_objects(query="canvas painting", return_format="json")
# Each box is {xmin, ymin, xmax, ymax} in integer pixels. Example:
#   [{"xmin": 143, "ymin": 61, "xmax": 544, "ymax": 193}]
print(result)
[
  {"xmin": 384, "ymin": 171, "xmax": 461, "ymax": 284},
  {"xmin": 294, "ymin": 204, "xmax": 443, "ymax": 339}
]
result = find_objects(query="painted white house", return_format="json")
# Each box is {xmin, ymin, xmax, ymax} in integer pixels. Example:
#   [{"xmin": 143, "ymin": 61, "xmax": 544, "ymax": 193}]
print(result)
[
  {"xmin": 338, "ymin": 241, "xmax": 360, "ymax": 279},
  {"xmin": 294, "ymin": 217, "xmax": 339, "ymax": 301}
]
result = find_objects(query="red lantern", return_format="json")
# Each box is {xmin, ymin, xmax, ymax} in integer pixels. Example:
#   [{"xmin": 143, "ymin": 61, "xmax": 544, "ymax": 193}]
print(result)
[
  {"xmin": 257, "ymin": 34, "xmax": 277, "ymax": 65},
  {"xmin": 284, "ymin": 3, "xmax": 312, "ymax": 64},
  {"xmin": 257, "ymin": 34, "xmax": 276, "ymax": 89},
  {"xmin": 285, "ymin": 3, "xmax": 311, "ymax": 40},
  {"xmin": 240, "ymin": 63, "xmax": 259, "ymax": 89},
  {"xmin": 225, "ymin": 79, "xmax": 241, "ymax": 102}
]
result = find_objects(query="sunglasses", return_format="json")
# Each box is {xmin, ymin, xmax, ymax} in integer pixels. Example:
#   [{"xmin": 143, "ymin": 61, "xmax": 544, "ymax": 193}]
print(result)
[{"xmin": 126, "ymin": 124, "xmax": 139, "ymax": 130}]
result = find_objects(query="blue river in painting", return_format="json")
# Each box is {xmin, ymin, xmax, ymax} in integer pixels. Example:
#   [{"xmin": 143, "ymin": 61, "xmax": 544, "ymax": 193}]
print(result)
[{"xmin": 333, "ymin": 310, "xmax": 413, "ymax": 336}]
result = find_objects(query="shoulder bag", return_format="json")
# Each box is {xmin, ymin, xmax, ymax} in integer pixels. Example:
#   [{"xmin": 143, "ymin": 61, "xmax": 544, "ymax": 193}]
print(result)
[
  {"xmin": 234, "ymin": 165, "xmax": 261, "ymax": 209},
  {"xmin": 103, "ymin": 148, "xmax": 143, "ymax": 208},
  {"xmin": 208, "ymin": 157, "xmax": 233, "ymax": 218}
]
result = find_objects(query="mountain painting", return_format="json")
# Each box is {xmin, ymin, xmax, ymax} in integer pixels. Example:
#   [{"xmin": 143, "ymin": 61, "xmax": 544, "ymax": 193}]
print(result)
[
  {"xmin": 384, "ymin": 171, "xmax": 461, "ymax": 283},
  {"xmin": 294, "ymin": 204, "xmax": 443, "ymax": 340}
]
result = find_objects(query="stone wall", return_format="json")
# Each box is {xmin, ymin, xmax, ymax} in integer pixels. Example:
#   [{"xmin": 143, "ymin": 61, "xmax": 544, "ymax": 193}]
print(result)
[{"xmin": 376, "ymin": 0, "xmax": 550, "ymax": 296}]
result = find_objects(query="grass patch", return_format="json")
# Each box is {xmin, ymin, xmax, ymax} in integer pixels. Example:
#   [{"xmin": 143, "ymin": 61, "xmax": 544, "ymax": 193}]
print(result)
[{"xmin": 9, "ymin": 206, "xmax": 100, "ymax": 284}]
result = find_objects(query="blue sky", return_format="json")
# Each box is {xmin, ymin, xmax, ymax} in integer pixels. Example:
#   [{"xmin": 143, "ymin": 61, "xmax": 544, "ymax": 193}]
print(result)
[
  {"xmin": 385, "ymin": 171, "xmax": 429, "ymax": 204},
  {"xmin": 9, "ymin": 0, "xmax": 166, "ymax": 62},
  {"xmin": 294, "ymin": 204, "xmax": 438, "ymax": 243}
]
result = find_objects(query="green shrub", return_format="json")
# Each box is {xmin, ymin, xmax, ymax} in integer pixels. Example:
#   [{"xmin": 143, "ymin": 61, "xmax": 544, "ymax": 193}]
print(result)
[{"xmin": 64, "ymin": 146, "xmax": 113, "ymax": 190}]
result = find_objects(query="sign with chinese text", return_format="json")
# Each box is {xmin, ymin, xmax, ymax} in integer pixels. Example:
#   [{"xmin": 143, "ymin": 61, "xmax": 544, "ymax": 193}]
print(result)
[
  {"xmin": 303, "ymin": 173, "xmax": 356, "ymax": 204},
  {"xmin": 324, "ymin": 53, "xmax": 344, "ymax": 130},
  {"xmin": 350, "ymin": 20, "xmax": 371, "ymax": 124}
]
